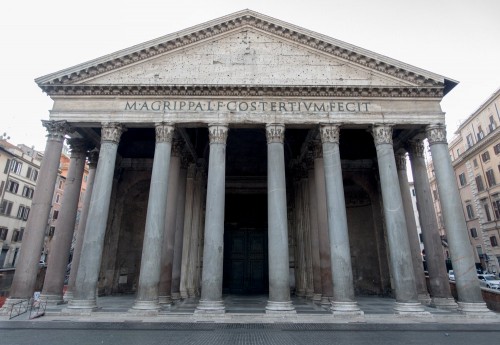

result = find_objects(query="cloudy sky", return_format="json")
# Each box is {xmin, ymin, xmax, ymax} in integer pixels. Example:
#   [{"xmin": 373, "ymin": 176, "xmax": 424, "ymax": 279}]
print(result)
[{"xmin": 1, "ymin": 0, "xmax": 499, "ymax": 151}]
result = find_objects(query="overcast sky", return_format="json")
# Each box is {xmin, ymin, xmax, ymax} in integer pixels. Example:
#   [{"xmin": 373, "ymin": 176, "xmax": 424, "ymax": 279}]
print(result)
[{"xmin": 1, "ymin": 0, "xmax": 499, "ymax": 151}]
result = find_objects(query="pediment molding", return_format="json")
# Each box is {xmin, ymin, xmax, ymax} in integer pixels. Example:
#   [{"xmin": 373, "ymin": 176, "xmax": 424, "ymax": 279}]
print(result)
[{"xmin": 36, "ymin": 10, "xmax": 454, "ymax": 95}]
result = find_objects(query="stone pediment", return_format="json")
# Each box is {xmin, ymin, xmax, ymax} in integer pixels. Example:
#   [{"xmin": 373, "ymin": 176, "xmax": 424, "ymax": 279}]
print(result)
[{"xmin": 36, "ymin": 10, "xmax": 457, "ymax": 97}]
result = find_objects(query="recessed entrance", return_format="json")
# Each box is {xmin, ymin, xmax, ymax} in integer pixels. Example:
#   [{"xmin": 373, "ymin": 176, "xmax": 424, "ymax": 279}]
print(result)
[{"xmin": 223, "ymin": 193, "xmax": 268, "ymax": 294}]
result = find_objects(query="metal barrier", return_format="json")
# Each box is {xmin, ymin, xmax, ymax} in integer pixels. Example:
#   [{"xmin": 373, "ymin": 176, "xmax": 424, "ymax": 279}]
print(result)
[
  {"xmin": 9, "ymin": 299, "xmax": 29, "ymax": 319},
  {"xmin": 9, "ymin": 298, "xmax": 47, "ymax": 319}
]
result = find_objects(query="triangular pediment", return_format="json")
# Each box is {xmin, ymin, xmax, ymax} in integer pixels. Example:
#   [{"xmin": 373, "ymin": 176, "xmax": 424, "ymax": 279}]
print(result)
[{"xmin": 36, "ymin": 10, "xmax": 456, "ymax": 96}]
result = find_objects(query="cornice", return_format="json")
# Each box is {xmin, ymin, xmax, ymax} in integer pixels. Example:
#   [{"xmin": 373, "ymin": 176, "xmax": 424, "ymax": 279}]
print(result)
[
  {"xmin": 451, "ymin": 126, "xmax": 500, "ymax": 168},
  {"xmin": 36, "ymin": 10, "xmax": 451, "ymax": 93},
  {"xmin": 42, "ymin": 84, "xmax": 444, "ymax": 98}
]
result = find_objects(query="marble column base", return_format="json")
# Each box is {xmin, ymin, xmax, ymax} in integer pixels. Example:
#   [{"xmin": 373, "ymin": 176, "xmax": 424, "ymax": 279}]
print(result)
[
  {"xmin": 418, "ymin": 293, "xmax": 432, "ymax": 306},
  {"xmin": 171, "ymin": 292, "xmax": 181, "ymax": 301},
  {"xmin": 331, "ymin": 301, "xmax": 364, "ymax": 317},
  {"xmin": 320, "ymin": 296, "xmax": 331, "ymax": 306},
  {"xmin": 180, "ymin": 291, "xmax": 188, "ymax": 299},
  {"xmin": 158, "ymin": 295, "xmax": 172, "ymax": 306},
  {"xmin": 195, "ymin": 300, "xmax": 225, "ymax": 314},
  {"xmin": 393, "ymin": 302, "xmax": 430, "ymax": 316},
  {"xmin": 431, "ymin": 297, "xmax": 458, "ymax": 310},
  {"xmin": 265, "ymin": 300, "xmax": 296, "ymax": 314},
  {"xmin": 457, "ymin": 302, "xmax": 496, "ymax": 317},
  {"xmin": 305, "ymin": 289, "xmax": 314, "ymax": 299},
  {"xmin": 39, "ymin": 293, "xmax": 65, "ymax": 306},
  {"xmin": 130, "ymin": 300, "xmax": 161, "ymax": 312},
  {"xmin": 313, "ymin": 293, "xmax": 322, "ymax": 302},
  {"xmin": 64, "ymin": 299, "xmax": 98, "ymax": 315},
  {"xmin": 63, "ymin": 290, "xmax": 74, "ymax": 302}
]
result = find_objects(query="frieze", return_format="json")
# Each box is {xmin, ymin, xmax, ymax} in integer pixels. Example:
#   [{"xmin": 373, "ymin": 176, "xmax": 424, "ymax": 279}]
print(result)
[
  {"xmin": 101, "ymin": 122, "xmax": 124, "ymax": 144},
  {"xmin": 426, "ymin": 124, "xmax": 447, "ymax": 145},
  {"xmin": 38, "ymin": 13, "xmax": 442, "ymax": 90},
  {"xmin": 208, "ymin": 124, "xmax": 228, "ymax": 144},
  {"xmin": 320, "ymin": 124, "xmax": 340, "ymax": 144},
  {"xmin": 372, "ymin": 125, "xmax": 393, "ymax": 146},
  {"xmin": 266, "ymin": 123, "xmax": 285, "ymax": 144},
  {"xmin": 42, "ymin": 120, "xmax": 71, "ymax": 142}
]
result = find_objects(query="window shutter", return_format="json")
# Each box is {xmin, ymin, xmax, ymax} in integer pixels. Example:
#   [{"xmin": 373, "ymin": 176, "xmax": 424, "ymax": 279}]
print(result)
[{"xmin": 4, "ymin": 159, "xmax": 10, "ymax": 173}]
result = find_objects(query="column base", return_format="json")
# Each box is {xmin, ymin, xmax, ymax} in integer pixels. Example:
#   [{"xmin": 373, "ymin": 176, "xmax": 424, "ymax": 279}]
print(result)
[
  {"xmin": 295, "ymin": 289, "xmax": 306, "ymax": 297},
  {"xmin": 63, "ymin": 290, "xmax": 74, "ymax": 302},
  {"xmin": 158, "ymin": 295, "xmax": 172, "ymax": 306},
  {"xmin": 418, "ymin": 293, "xmax": 432, "ymax": 306},
  {"xmin": 180, "ymin": 291, "xmax": 189, "ymax": 299},
  {"xmin": 195, "ymin": 300, "xmax": 225, "ymax": 314},
  {"xmin": 393, "ymin": 302, "xmax": 430, "ymax": 316},
  {"xmin": 320, "ymin": 296, "xmax": 331, "ymax": 306},
  {"xmin": 39, "ymin": 293, "xmax": 64, "ymax": 305},
  {"xmin": 265, "ymin": 300, "xmax": 296, "ymax": 314},
  {"xmin": 64, "ymin": 299, "xmax": 98, "ymax": 315},
  {"xmin": 431, "ymin": 297, "xmax": 458, "ymax": 310},
  {"xmin": 130, "ymin": 299, "xmax": 160, "ymax": 312},
  {"xmin": 312, "ymin": 293, "xmax": 322, "ymax": 303},
  {"xmin": 330, "ymin": 301, "xmax": 364, "ymax": 317},
  {"xmin": 305, "ymin": 289, "xmax": 314, "ymax": 299},
  {"xmin": 171, "ymin": 292, "xmax": 181, "ymax": 301},
  {"xmin": 457, "ymin": 302, "xmax": 497, "ymax": 317}
]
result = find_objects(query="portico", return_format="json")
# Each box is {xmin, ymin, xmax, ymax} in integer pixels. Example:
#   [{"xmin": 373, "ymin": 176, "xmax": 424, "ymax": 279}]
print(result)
[{"xmin": 0, "ymin": 10, "xmax": 493, "ymax": 318}]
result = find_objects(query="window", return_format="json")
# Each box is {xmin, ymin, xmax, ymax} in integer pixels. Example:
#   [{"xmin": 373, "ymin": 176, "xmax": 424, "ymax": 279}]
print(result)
[
  {"xmin": 22, "ymin": 186, "xmax": 34, "ymax": 199},
  {"xmin": 466, "ymin": 204, "xmax": 475, "ymax": 219},
  {"xmin": 411, "ymin": 188, "xmax": 415, "ymax": 196},
  {"xmin": 84, "ymin": 174, "xmax": 88, "ymax": 182},
  {"xmin": 477, "ymin": 126, "xmax": 484, "ymax": 140},
  {"xmin": 466, "ymin": 134, "xmax": 474, "ymax": 148},
  {"xmin": 25, "ymin": 167, "xmax": 38, "ymax": 181},
  {"xmin": 6, "ymin": 180, "xmax": 19, "ymax": 194},
  {"xmin": 0, "ymin": 200, "xmax": 13, "ymax": 216},
  {"xmin": 490, "ymin": 236, "xmax": 498, "ymax": 247},
  {"xmin": 493, "ymin": 199, "xmax": 500, "ymax": 219},
  {"xmin": 48, "ymin": 226, "xmax": 55, "ymax": 237},
  {"xmin": 483, "ymin": 202, "xmax": 492, "ymax": 221},
  {"xmin": 55, "ymin": 194, "xmax": 60, "ymax": 204},
  {"xmin": 473, "ymin": 158, "xmax": 478, "ymax": 167},
  {"xmin": 470, "ymin": 228, "xmax": 478, "ymax": 238},
  {"xmin": 456, "ymin": 148, "xmax": 461, "ymax": 156},
  {"xmin": 458, "ymin": 173, "xmax": 466, "ymax": 187},
  {"xmin": 419, "ymin": 233, "xmax": 424, "ymax": 243},
  {"xmin": 495, "ymin": 143, "xmax": 500, "ymax": 155},
  {"xmin": 22, "ymin": 207, "xmax": 29, "ymax": 221},
  {"xmin": 11, "ymin": 229, "xmax": 20, "ymax": 242},
  {"xmin": 432, "ymin": 189, "xmax": 439, "ymax": 201},
  {"xmin": 476, "ymin": 175, "xmax": 485, "ymax": 192},
  {"xmin": 489, "ymin": 116, "xmax": 496, "ymax": 132},
  {"xmin": 482, "ymin": 151, "xmax": 491, "ymax": 162},
  {"xmin": 53, "ymin": 210, "xmax": 59, "ymax": 220},
  {"xmin": 486, "ymin": 169, "xmax": 496, "ymax": 187},
  {"xmin": 17, "ymin": 205, "xmax": 25, "ymax": 219},
  {"xmin": 18, "ymin": 228, "xmax": 24, "ymax": 242},
  {"xmin": 8, "ymin": 160, "xmax": 22, "ymax": 175},
  {"xmin": 0, "ymin": 227, "xmax": 8, "ymax": 241},
  {"xmin": 58, "ymin": 180, "xmax": 64, "ymax": 190}
]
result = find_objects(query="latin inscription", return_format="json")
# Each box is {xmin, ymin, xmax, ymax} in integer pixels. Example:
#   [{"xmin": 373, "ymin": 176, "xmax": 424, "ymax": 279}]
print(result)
[{"xmin": 124, "ymin": 100, "xmax": 370, "ymax": 113}]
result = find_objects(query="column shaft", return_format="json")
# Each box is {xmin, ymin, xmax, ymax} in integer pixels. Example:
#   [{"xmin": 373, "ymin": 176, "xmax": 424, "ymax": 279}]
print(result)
[
  {"xmin": 131, "ymin": 124, "xmax": 174, "ymax": 311},
  {"xmin": 301, "ymin": 178, "xmax": 314, "ymax": 298},
  {"xmin": 372, "ymin": 125, "xmax": 424, "ymax": 314},
  {"xmin": 265, "ymin": 124, "xmax": 295, "ymax": 313},
  {"xmin": 3, "ymin": 121, "xmax": 70, "ymax": 308},
  {"xmin": 41, "ymin": 139, "xmax": 88, "ymax": 303},
  {"xmin": 307, "ymin": 167, "xmax": 323, "ymax": 301},
  {"xmin": 426, "ymin": 125, "xmax": 488, "ymax": 314},
  {"xmin": 68, "ymin": 123, "xmax": 123, "ymax": 310},
  {"xmin": 180, "ymin": 164, "xmax": 196, "ymax": 298},
  {"xmin": 395, "ymin": 152, "xmax": 430, "ymax": 304},
  {"xmin": 408, "ymin": 141, "xmax": 456, "ymax": 309},
  {"xmin": 196, "ymin": 125, "xmax": 227, "ymax": 314},
  {"xmin": 65, "ymin": 150, "xmax": 98, "ymax": 301},
  {"xmin": 320, "ymin": 125, "xmax": 362, "ymax": 315}
]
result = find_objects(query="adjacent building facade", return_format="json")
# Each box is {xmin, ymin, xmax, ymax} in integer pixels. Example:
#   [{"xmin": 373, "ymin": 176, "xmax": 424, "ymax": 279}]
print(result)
[
  {"xmin": 442, "ymin": 88, "xmax": 500, "ymax": 275},
  {"xmin": 0, "ymin": 10, "xmax": 492, "ymax": 317}
]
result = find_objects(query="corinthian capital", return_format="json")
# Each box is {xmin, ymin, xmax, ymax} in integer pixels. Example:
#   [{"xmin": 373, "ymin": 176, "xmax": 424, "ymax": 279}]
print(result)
[
  {"xmin": 395, "ymin": 152, "xmax": 407, "ymax": 171},
  {"xmin": 155, "ymin": 123, "xmax": 175, "ymax": 143},
  {"xmin": 407, "ymin": 139, "xmax": 425, "ymax": 159},
  {"xmin": 266, "ymin": 123, "xmax": 285, "ymax": 144},
  {"xmin": 320, "ymin": 124, "xmax": 340, "ymax": 144},
  {"xmin": 42, "ymin": 120, "xmax": 71, "ymax": 142},
  {"xmin": 372, "ymin": 125, "xmax": 393, "ymax": 146},
  {"xmin": 87, "ymin": 148, "xmax": 99, "ymax": 169},
  {"xmin": 208, "ymin": 124, "xmax": 228, "ymax": 144},
  {"xmin": 426, "ymin": 124, "xmax": 447, "ymax": 145},
  {"xmin": 67, "ymin": 138, "xmax": 89, "ymax": 159},
  {"xmin": 101, "ymin": 123, "xmax": 124, "ymax": 144}
]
